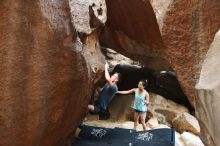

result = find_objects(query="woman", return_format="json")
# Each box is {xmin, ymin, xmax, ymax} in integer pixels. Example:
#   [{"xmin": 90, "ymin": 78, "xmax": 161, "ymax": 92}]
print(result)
[{"xmin": 117, "ymin": 81, "xmax": 150, "ymax": 131}]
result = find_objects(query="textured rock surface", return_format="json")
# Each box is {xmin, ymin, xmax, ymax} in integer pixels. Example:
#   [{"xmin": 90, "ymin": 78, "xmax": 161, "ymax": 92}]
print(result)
[
  {"xmin": 148, "ymin": 94, "xmax": 188, "ymax": 127},
  {"xmin": 146, "ymin": 117, "xmax": 159, "ymax": 129},
  {"xmin": 152, "ymin": 1, "xmax": 220, "ymax": 145},
  {"xmin": 0, "ymin": 0, "xmax": 105, "ymax": 146},
  {"xmin": 153, "ymin": 0, "xmax": 220, "ymax": 104},
  {"xmin": 149, "ymin": 0, "xmax": 172, "ymax": 31},
  {"xmin": 195, "ymin": 30, "xmax": 220, "ymax": 146},
  {"xmin": 175, "ymin": 132, "xmax": 205, "ymax": 146},
  {"xmin": 108, "ymin": 94, "xmax": 134, "ymax": 121},
  {"xmin": 1, "ymin": 0, "xmax": 220, "ymax": 145},
  {"xmin": 100, "ymin": 0, "xmax": 171, "ymax": 70},
  {"xmin": 69, "ymin": 0, "xmax": 106, "ymax": 34},
  {"xmin": 172, "ymin": 113, "xmax": 200, "ymax": 135},
  {"xmin": 101, "ymin": 48, "xmax": 139, "ymax": 66}
]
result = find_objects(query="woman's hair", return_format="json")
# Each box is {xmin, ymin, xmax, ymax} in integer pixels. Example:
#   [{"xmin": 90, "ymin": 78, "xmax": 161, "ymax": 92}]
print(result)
[{"xmin": 140, "ymin": 80, "xmax": 148, "ymax": 88}]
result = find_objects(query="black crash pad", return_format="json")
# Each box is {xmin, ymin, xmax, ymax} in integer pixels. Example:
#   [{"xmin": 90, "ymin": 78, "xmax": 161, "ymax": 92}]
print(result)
[
  {"xmin": 73, "ymin": 125, "xmax": 175, "ymax": 146},
  {"xmin": 78, "ymin": 125, "xmax": 113, "ymax": 141}
]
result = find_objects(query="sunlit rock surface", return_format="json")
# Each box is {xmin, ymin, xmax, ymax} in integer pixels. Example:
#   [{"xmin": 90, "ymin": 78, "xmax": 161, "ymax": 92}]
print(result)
[
  {"xmin": 0, "ymin": 0, "xmax": 105, "ymax": 146},
  {"xmin": 196, "ymin": 30, "xmax": 220, "ymax": 146}
]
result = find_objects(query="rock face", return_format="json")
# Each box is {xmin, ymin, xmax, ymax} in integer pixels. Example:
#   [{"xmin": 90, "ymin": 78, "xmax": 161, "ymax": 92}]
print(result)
[
  {"xmin": 151, "ymin": 0, "xmax": 220, "ymax": 103},
  {"xmin": 176, "ymin": 132, "xmax": 205, "ymax": 146},
  {"xmin": 0, "ymin": 0, "xmax": 105, "ymax": 146},
  {"xmin": 100, "ymin": 0, "xmax": 220, "ymax": 145},
  {"xmin": 148, "ymin": 94, "xmax": 189, "ymax": 127},
  {"xmin": 108, "ymin": 94, "xmax": 134, "ymax": 121},
  {"xmin": 196, "ymin": 30, "xmax": 220, "ymax": 146},
  {"xmin": 100, "ymin": 0, "xmax": 171, "ymax": 70},
  {"xmin": 69, "ymin": 0, "xmax": 107, "ymax": 34},
  {"xmin": 1, "ymin": 0, "xmax": 220, "ymax": 146},
  {"xmin": 172, "ymin": 113, "xmax": 200, "ymax": 135},
  {"xmin": 101, "ymin": 48, "xmax": 139, "ymax": 66},
  {"xmin": 150, "ymin": 1, "xmax": 220, "ymax": 145}
]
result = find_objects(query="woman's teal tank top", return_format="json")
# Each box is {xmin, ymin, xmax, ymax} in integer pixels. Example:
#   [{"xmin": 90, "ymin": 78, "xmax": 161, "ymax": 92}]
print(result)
[{"xmin": 133, "ymin": 89, "xmax": 147, "ymax": 112}]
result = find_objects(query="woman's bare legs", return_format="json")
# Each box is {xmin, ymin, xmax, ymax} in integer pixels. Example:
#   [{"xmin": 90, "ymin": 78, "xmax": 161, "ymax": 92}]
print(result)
[
  {"xmin": 133, "ymin": 112, "xmax": 140, "ymax": 130},
  {"xmin": 140, "ymin": 112, "xmax": 147, "ymax": 131}
]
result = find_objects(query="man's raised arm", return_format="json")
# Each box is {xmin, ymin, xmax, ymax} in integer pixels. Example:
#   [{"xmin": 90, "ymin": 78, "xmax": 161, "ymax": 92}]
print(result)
[{"xmin": 105, "ymin": 62, "xmax": 113, "ymax": 86}]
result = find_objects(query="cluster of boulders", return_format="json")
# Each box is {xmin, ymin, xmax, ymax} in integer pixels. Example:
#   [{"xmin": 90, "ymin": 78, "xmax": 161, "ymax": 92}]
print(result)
[{"xmin": 1, "ymin": 0, "xmax": 220, "ymax": 146}]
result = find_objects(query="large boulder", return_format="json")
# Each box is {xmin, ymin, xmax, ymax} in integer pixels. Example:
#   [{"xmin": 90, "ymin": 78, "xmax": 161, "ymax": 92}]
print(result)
[
  {"xmin": 100, "ymin": 0, "xmax": 170, "ymax": 70},
  {"xmin": 101, "ymin": 48, "xmax": 139, "ymax": 66},
  {"xmin": 146, "ymin": 117, "xmax": 159, "ymax": 129},
  {"xmin": 153, "ymin": 1, "xmax": 220, "ymax": 145},
  {"xmin": 108, "ymin": 94, "xmax": 134, "ymax": 121},
  {"xmin": 151, "ymin": 0, "xmax": 220, "ymax": 103},
  {"xmin": 148, "ymin": 94, "xmax": 189, "ymax": 127},
  {"xmin": 195, "ymin": 30, "xmax": 220, "ymax": 146},
  {"xmin": 176, "ymin": 132, "xmax": 205, "ymax": 146},
  {"xmin": 0, "ymin": 0, "xmax": 106, "ymax": 146},
  {"xmin": 172, "ymin": 113, "xmax": 200, "ymax": 135}
]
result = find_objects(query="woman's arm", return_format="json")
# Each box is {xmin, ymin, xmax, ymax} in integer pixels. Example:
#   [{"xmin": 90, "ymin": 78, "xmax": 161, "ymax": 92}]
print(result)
[
  {"xmin": 145, "ymin": 91, "xmax": 150, "ymax": 104},
  {"xmin": 117, "ymin": 88, "xmax": 136, "ymax": 94}
]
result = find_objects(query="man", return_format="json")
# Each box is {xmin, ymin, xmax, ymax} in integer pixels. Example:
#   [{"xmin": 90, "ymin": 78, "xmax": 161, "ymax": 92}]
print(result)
[{"xmin": 88, "ymin": 62, "xmax": 121, "ymax": 119}]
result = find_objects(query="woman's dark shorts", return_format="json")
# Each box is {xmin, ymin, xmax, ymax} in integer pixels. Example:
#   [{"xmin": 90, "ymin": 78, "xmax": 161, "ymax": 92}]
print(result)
[{"xmin": 134, "ymin": 109, "xmax": 146, "ymax": 114}]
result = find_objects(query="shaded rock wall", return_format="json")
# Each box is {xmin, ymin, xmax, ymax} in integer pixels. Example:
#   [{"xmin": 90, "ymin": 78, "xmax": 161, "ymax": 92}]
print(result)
[
  {"xmin": 196, "ymin": 30, "xmax": 220, "ymax": 146},
  {"xmin": 154, "ymin": 0, "xmax": 220, "ymax": 103},
  {"xmin": 100, "ymin": 0, "xmax": 171, "ymax": 70},
  {"xmin": 0, "ymin": 0, "xmax": 105, "ymax": 146},
  {"xmin": 69, "ymin": 0, "xmax": 107, "ymax": 34},
  {"xmin": 151, "ymin": 1, "xmax": 220, "ymax": 145},
  {"xmin": 111, "ymin": 64, "xmax": 193, "ymax": 112},
  {"xmin": 148, "ymin": 94, "xmax": 189, "ymax": 127},
  {"xmin": 1, "ymin": 0, "xmax": 220, "ymax": 146}
]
